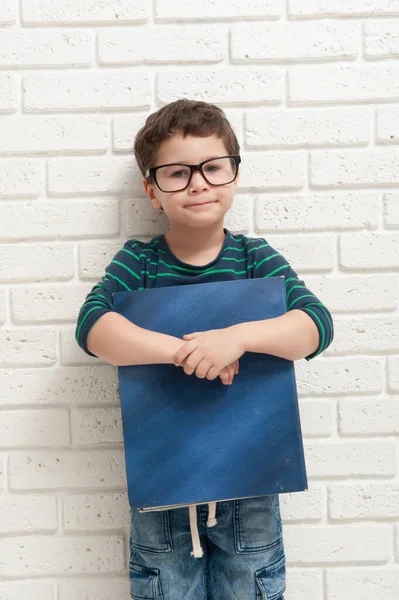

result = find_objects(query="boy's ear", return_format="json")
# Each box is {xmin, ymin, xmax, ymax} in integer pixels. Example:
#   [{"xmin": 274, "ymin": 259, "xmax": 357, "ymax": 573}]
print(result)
[{"xmin": 143, "ymin": 178, "xmax": 162, "ymax": 210}]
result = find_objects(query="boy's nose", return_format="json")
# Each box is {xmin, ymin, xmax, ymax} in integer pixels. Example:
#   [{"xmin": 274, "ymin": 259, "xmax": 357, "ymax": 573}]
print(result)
[{"xmin": 188, "ymin": 170, "xmax": 209, "ymax": 191}]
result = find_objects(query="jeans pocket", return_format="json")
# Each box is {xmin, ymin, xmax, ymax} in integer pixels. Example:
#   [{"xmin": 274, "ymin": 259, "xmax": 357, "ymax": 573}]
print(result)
[
  {"xmin": 255, "ymin": 555, "xmax": 286, "ymax": 600},
  {"xmin": 234, "ymin": 495, "xmax": 282, "ymax": 554},
  {"xmin": 130, "ymin": 508, "xmax": 173, "ymax": 554},
  {"xmin": 129, "ymin": 562, "xmax": 163, "ymax": 600}
]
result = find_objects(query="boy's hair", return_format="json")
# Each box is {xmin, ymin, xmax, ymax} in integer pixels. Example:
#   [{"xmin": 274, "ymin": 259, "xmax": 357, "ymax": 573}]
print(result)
[{"xmin": 134, "ymin": 99, "xmax": 240, "ymax": 178}]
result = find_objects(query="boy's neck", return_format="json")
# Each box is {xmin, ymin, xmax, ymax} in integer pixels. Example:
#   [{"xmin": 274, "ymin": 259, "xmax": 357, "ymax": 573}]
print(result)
[{"xmin": 164, "ymin": 223, "xmax": 226, "ymax": 257}]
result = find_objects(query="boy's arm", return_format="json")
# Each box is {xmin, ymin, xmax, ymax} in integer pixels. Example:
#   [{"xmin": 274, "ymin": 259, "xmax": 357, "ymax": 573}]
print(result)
[
  {"xmin": 234, "ymin": 309, "xmax": 319, "ymax": 362},
  {"xmin": 75, "ymin": 240, "xmax": 183, "ymax": 366},
  {"xmin": 86, "ymin": 312, "xmax": 183, "ymax": 366},
  {"xmin": 247, "ymin": 239, "xmax": 334, "ymax": 360}
]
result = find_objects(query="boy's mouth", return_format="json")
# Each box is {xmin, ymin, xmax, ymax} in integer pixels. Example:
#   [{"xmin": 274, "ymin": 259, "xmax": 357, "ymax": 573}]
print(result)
[{"xmin": 186, "ymin": 200, "xmax": 215, "ymax": 207}]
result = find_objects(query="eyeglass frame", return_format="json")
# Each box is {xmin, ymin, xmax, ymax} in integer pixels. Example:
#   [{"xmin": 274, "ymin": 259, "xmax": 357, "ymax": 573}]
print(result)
[{"xmin": 145, "ymin": 155, "xmax": 241, "ymax": 193}]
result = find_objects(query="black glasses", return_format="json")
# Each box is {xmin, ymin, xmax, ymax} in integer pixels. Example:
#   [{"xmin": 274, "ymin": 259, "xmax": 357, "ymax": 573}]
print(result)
[{"xmin": 146, "ymin": 155, "xmax": 241, "ymax": 193}]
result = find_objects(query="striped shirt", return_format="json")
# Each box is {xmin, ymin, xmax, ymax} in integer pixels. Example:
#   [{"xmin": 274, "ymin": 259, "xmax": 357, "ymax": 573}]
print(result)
[{"xmin": 76, "ymin": 228, "xmax": 334, "ymax": 360}]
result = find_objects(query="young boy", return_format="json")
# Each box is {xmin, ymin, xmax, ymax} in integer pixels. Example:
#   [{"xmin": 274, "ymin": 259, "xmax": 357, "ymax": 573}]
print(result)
[{"xmin": 75, "ymin": 99, "xmax": 333, "ymax": 600}]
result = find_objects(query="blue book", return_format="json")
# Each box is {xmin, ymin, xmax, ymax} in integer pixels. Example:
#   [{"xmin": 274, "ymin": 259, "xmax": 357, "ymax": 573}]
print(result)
[{"xmin": 113, "ymin": 277, "xmax": 307, "ymax": 511}]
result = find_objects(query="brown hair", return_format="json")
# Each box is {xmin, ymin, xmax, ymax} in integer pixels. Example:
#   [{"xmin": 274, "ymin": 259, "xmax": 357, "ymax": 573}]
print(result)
[{"xmin": 134, "ymin": 99, "xmax": 240, "ymax": 177}]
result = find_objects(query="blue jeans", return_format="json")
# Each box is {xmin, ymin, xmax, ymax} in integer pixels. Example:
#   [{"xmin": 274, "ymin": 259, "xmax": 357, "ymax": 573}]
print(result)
[{"xmin": 129, "ymin": 494, "xmax": 286, "ymax": 600}]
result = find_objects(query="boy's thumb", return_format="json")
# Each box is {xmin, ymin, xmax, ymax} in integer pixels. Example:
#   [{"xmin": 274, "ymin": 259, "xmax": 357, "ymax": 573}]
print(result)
[{"xmin": 183, "ymin": 332, "xmax": 201, "ymax": 339}]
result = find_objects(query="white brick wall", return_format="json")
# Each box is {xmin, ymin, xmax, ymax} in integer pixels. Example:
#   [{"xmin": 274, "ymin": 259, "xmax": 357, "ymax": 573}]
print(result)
[{"xmin": 0, "ymin": 2, "xmax": 398, "ymax": 599}]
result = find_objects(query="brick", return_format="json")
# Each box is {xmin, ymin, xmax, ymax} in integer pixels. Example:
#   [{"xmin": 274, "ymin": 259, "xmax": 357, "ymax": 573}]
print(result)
[
  {"xmin": 295, "ymin": 357, "xmax": 384, "ymax": 396},
  {"xmin": 245, "ymin": 108, "xmax": 370, "ymax": 148},
  {"xmin": 61, "ymin": 328, "xmax": 102, "ymax": 366},
  {"xmin": 289, "ymin": 65, "xmax": 399, "ymax": 104},
  {"xmin": 231, "ymin": 22, "xmax": 358, "ymax": 62},
  {"xmin": 300, "ymin": 399, "xmax": 334, "ymax": 437},
  {"xmin": 157, "ymin": 69, "xmax": 284, "ymax": 107},
  {"xmin": 0, "ymin": 116, "xmax": 108, "ymax": 155},
  {"xmin": 0, "ymin": 74, "xmax": 17, "ymax": 113},
  {"xmin": 112, "ymin": 113, "xmax": 149, "ymax": 151},
  {"xmin": 11, "ymin": 283, "xmax": 92, "ymax": 324},
  {"xmin": 47, "ymin": 157, "xmax": 143, "ymax": 195},
  {"xmin": 1, "ymin": 200, "xmax": 119, "ymax": 241},
  {"xmin": 280, "ymin": 484, "xmax": 324, "ymax": 521},
  {"xmin": 98, "ymin": 26, "xmax": 224, "ymax": 64},
  {"xmin": 338, "ymin": 398, "xmax": 399, "ymax": 436},
  {"xmin": 0, "ymin": 1, "xmax": 16, "ymax": 23},
  {"xmin": 326, "ymin": 568, "xmax": 399, "ymax": 600},
  {"xmin": 0, "ymin": 159, "xmax": 42, "ymax": 198},
  {"xmin": 24, "ymin": 71, "xmax": 150, "ymax": 111},
  {"xmin": 376, "ymin": 105, "xmax": 399, "ymax": 144},
  {"xmin": 0, "ymin": 409, "xmax": 70, "ymax": 446},
  {"xmin": 266, "ymin": 235, "xmax": 335, "ymax": 272},
  {"xmin": 305, "ymin": 440, "xmax": 396, "ymax": 478},
  {"xmin": 255, "ymin": 192, "xmax": 378, "ymax": 231},
  {"xmin": 0, "ymin": 581, "xmax": 53, "ymax": 600},
  {"xmin": 328, "ymin": 317, "xmax": 399, "ymax": 355},
  {"xmin": 0, "ymin": 289, "xmax": 6, "ymax": 326},
  {"xmin": 0, "ymin": 30, "xmax": 93, "ymax": 68},
  {"xmin": 311, "ymin": 148, "xmax": 399, "ymax": 187},
  {"xmin": 388, "ymin": 357, "xmax": 399, "ymax": 391},
  {"xmin": 9, "ymin": 450, "xmax": 126, "ymax": 490},
  {"xmin": 384, "ymin": 193, "xmax": 399, "ymax": 226},
  {"xmin": 223, "ymin": 109, "xmax": 244, "ymax": 147},
  {"xmin": 0, "ymin": 244, "xmax": 74, "ymax": 283},
  {"xmin": 63, "ymin": 492, "xmax": 129, "ymax": 530},
  {"xmin": 285, "ymin": 570, "xmax": 323, "ymax": 600},
  {"xmin": 71, "ymin": 408, "xmax": 122, "ymax": 444},
  {"xmin": 123, "ymin": 197, "xmax": 170, "ymax": 238},
  {"xmin": 364, "ymin": 20, "xmax": 399, "ymax": 58},
  {"xmin": 155, "ymin": 0, "xmax": 281, "ymax": 20},
  {"xmin": 78, "ymin": 241, "xmax": 125, "ymax": 279},
  {"xmin": 289, "ymin": 0, "xmax": 399, "ymax": 18},
  {"xmin": 329, "ymin": 483, "xmax": 399, "ymax": 520},
  {"xmin": 59, "ymin": 579, "xmax": 129, "ymax": 600},
  {"xmin": 0, "ymin": 329, "xmax": 56, "ymax": 367},
  {"xmin": 22, "ymin": 0, "xmax": 149, "ymax": 24},
  {"xmin": 0, "ymin": 366, "xmax": 119, "ymax": 406},
  {"xmin": 304, "ymin": 274, "xmax": 398, "ymax": 312},
  {"xmin": 0, "ymin": 496, "xmax": 57, "ymax": 533},
  {"xmin": 339, "ymin": 232, "xmax": 399, "ymax": 269},
  {"xmin": 239, "ymin": 152, "xmax": 304, "ymax": 190},
  {"xmin": 0, "ymin": 455, "xmax": 4, "ymax": 491},
  {"xmin": 0, "ymin": 536, "xmax": 125, "ymax": 577},
  {"xmin": 285, "ymin": 524, "xmax": 390, "ymax": 564},
  {"xmin": 224, "ymin": 194, "xmax": 251, "ymax": 234}
]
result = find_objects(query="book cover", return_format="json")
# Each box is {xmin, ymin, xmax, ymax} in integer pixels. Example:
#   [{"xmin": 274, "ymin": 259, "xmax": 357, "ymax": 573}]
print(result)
[{"xmin": 113, "ymin": 277, "xmax": 307, "ymax": 510}]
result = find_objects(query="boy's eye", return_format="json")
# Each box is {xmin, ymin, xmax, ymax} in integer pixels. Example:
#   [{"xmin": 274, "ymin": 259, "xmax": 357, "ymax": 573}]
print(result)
[
  {"xmin": 170, "ymin": 169, "xmax": 187, "ymax": 178},
  {"xmin": 204, "ymin": 165, "xmax": 220, "ymax": 173}
]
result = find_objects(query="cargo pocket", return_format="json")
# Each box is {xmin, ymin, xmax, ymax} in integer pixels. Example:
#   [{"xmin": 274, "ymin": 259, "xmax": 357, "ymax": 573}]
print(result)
[
  {"xmin": 129, "ymin": 563, "xmax": 163, "ymax": 600},
  {"xmin": 255, "ymin": 555, "xmax": 286, "ymax": 600},
  {"xmin": 130, "ymin": 508, "xmax": 173, "ymax": 554},
  {"xmin": 234, "ymin": 495, "xmax": 282, "ymax": 554}
]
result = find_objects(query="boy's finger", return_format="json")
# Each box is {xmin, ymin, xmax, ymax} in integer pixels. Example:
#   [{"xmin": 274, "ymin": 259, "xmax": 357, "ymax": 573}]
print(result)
[
  {"xmin": 218, "ymin": 367, "xmax": 229, "ymax": 384},
  {"xmin": 174, "ymin": 341, "xmax": 197, "ymax": 366},
  {"xmin": 183, "ymin": 332, "xmax": 201, "ymax": 340}
]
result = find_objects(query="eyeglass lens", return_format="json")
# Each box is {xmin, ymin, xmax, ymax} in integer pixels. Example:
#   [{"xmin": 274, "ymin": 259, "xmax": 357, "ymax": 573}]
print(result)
[{"xmin": 155, "ymin": 157, "xmax": 237, "ymax": 192}]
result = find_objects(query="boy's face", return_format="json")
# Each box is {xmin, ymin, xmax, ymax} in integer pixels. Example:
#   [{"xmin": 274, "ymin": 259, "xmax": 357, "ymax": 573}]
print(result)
[{"xmin": 143, "ymin": 134, "xmax": 239, "ymax": 229}]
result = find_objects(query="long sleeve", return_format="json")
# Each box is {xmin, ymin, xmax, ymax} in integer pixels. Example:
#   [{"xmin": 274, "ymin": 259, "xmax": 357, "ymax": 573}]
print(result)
[
  {"xmin": 75, "ymin": 241, "xmax": 142, "ymax": 357},
  {"xmin": 252, "ymin": 239, "xmax": 334, "ymax": 360}
]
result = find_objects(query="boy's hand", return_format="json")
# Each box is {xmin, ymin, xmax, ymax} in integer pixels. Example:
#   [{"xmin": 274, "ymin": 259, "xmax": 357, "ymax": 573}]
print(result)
[
  {"xmin": 218, "ymin": 359, "xmax": 239, "ymax": 385},
  {"xmin": 173, "ymin": 326, "xmax": 245, "ymax": 382}
]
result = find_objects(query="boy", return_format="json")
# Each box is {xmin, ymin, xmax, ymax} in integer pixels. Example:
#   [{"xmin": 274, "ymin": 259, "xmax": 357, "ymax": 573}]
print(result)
[{"xmin": 75, "ymin": 99, "xmax": 333, "ymax": 600}]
